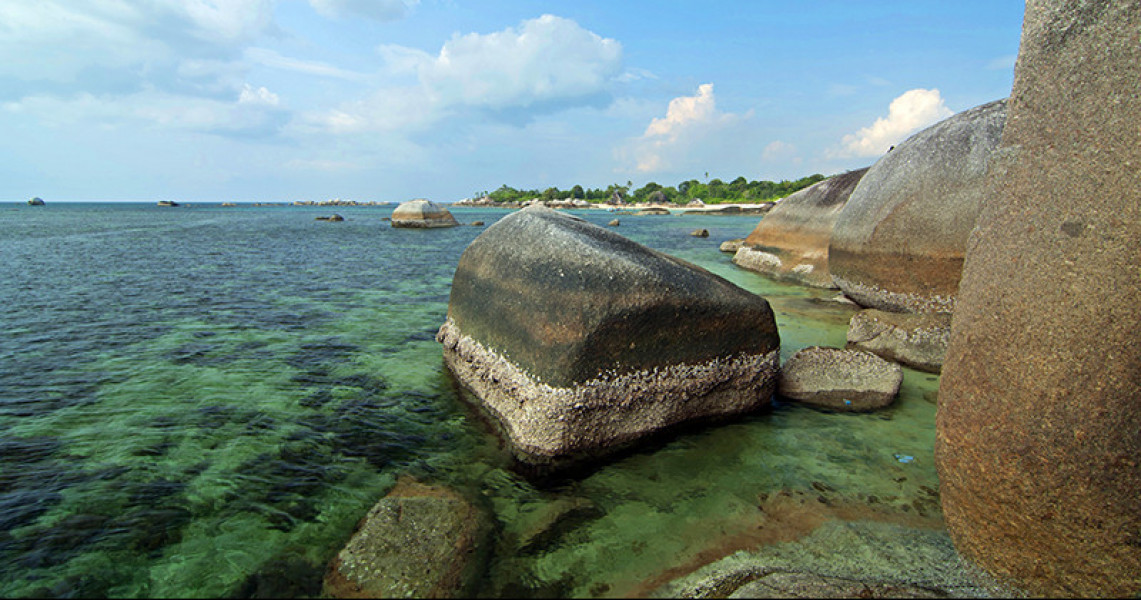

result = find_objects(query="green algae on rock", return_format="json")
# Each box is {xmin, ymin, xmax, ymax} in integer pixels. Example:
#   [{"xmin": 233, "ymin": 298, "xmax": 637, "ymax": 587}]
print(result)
[{"xmin": 438, "ymin": 205, "xmax": 780, "ymax": 466}]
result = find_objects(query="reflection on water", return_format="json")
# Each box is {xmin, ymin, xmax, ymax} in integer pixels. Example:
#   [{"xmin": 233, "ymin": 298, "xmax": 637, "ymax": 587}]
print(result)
[{"xmin": 0, "ymin": 203, "xmax": 944, "ymax": 598}]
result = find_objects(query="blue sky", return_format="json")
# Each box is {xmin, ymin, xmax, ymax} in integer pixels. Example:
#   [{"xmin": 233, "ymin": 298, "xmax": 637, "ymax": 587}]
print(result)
[{"xmin": 0, "ymin": 0, "xmax": 1025, "ymax": 202}]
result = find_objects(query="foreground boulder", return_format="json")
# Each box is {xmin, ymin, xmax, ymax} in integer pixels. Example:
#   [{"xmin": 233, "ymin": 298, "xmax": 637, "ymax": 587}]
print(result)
[
  {"xmin": 846, "ymin": 309, "xmax": 950, "ymax": 373},
  {"xmin": 829, "ymin": 99, "xmax": 1007, "ymax": 312},
  {"xmin": 937, "ymin": 1, "xmax": 1141, "ymax": 596},
  {"xmin": 733, "ymin": 168, "xmax": 868, "ymax": 288},
  {"xmin": 323, "ymin": 478, "xmax": 491, "ymax": 598},
  {"xmin": 391, "ymin": 199, "xmax": 459, "ymax": 228},
  {"xmin": 778, "ymin": 347, "xmax": 902, "ymax": 411},
  {"xmin": 438, "ymin": 205, "xmax": 780, "ymax": 466}
]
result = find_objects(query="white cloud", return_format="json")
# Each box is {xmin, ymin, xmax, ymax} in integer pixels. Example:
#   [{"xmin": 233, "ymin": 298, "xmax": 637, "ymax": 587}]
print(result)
[
  {"xmin": 245, "ymin": 47, "xmax": 368, "ymax": 80},
  {"xmin": 619, "ymin": 83, "xmax": 749, "ymax": 174},
  {"xmin": 832, "ymin": 88, "xmax": 953, "ymax": 158},
  {"xmin": 417, "ymin": 14, "xmax": 622, "ymax": 109},
  {"xmin": 308, "ymin": 0, "xmax": 416, "ymax": 21},
  {"xmin": 303, "ymin": 15, "xmax": 623, "ymax": 134},
  {"xmin": 762, "ymin": 140, "xmax": 795, "ymax": 160},
  {"xmin": 238, "ymin": 83, "xmax": 279, "ymax": 106}
]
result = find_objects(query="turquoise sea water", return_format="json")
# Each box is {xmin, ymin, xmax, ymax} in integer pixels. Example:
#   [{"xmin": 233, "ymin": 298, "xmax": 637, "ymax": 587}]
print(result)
[{"xmin": 0, "ymin": 203, "xmax": 943, "ymax": 598}]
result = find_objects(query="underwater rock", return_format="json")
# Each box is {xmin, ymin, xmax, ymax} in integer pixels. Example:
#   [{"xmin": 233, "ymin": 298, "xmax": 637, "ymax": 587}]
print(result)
[
  {"xmin": 846, "ymin": 309, "xmax": 951, "ymax": 373},
  {"xmin": 390, "ymin": 199, "xmax": 459, "ymax": 228},
  {"xmin": 438, "ymin": 205, "xmax": 780, "ymax": 466},
  {"xmin": 778, "ymin": 346, "xmax": 901, "ymax": 412},
  {"xmin": 733, "ymin": 168, "xmax": 868, "ymax": 289},
  {"xmin": 323, "ymin": 477, "xmax": 491, "ymax": 598},
  {"xmin": 829, "ymin": 99, "xmax": 1007, "ymax": 313},
  {"xmin": 937, "ymin": 1, "xmax": 1141, "ymax": 596}
]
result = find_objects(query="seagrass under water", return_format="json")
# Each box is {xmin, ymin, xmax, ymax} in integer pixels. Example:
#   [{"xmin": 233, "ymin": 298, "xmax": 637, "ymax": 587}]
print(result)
[{"xmin": 0, "ymin": 203, "xmax": 943, "ymax": 597}]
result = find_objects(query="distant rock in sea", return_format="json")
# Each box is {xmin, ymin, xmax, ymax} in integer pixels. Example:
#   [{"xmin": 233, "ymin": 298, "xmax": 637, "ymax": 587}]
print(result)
[
  {"xmin": 438, "ymin": 205, "xmax": 780, "ymax": 467},
  {"xmin": 391, "ymin": 199, "xmax": 459, "ymax": 228},
  {"xmin": 157, "ymin": 200, "xmax": 181, "ymax": 207},
  {"xmin": 27, "ymin": 197, "xmax": 45, "ymax": 206},
  {"xmin": 315, "ymin": 214, "xmax": 345, "ymax": 222}
]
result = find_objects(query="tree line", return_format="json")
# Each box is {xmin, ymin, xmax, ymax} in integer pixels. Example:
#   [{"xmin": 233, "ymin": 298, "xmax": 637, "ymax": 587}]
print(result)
[{"xmin": 475, "ymin": 173, "xmax": 828, "ymax": 205}]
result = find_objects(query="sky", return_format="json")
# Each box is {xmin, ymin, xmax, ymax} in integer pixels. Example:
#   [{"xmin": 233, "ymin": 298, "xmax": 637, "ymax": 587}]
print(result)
[{"xmin": 0, "ymin": 0, "xmax": 1026, "ymax": 203}]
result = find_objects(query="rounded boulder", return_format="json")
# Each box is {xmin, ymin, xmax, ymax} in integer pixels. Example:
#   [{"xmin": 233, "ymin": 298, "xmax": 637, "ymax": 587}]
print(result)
[
  {"xmin": 391, "ymin": 199, "xmax": 459, "ymax": 228},
  {"xmin": 829, "ymin": 99, "xmax": 1007, "ymax": 313}
]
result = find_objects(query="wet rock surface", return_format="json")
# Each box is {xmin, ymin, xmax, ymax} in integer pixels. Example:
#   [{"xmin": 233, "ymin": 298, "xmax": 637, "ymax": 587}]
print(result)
[
  {"xmin": 829, "ymin": 99, "xmax": 1007, "ymax": 313},
  {"xmin": 322, "ymin": 477, "xmax": 492, "ymax": 598},
  {"xmin": 733, "ymin": 168, "xmax": 868, "ymax": 288},
  {"xmin": 439, "ymin": 205, "xmax": 780, "ymax": 466},
  {"xmin": 846, "ymin": 310, "xmax": 951, "ymax": 373},
  {"xmin": 778, "ymin": 346, "xmax": 902, "ymax": 412},
  {"xmin": 936, "ymin": 1, "xmax": 1141, "ymax": 596}
]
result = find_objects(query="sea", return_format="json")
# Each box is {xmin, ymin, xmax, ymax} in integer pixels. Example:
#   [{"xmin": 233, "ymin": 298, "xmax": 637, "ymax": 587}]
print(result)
[{"xmin": 0, "ymin": 202, "xmax": 944, "ymax": 598}]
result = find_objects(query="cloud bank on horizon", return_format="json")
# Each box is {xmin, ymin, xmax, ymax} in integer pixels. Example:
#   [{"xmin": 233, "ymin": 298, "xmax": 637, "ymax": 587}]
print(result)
[{"xmin": 0, "ymin": 1, "xmax": 1023, "ymax": 201}]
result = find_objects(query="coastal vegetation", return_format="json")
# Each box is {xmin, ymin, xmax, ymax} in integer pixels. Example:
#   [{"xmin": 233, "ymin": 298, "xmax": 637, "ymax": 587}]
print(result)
[{"xmin": 475, "ymin": 173, "xmax": 827, "ymax": 205}]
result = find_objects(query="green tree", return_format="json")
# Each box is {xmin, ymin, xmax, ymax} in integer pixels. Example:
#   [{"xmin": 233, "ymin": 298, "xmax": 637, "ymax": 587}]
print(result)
[{"xmin": 570, "ymin": 184, "xmax": 585, "ymax": 199}]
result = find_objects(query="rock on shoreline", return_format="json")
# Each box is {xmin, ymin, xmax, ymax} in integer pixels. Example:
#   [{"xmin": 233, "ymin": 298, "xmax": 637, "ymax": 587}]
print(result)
[{"xmin": 438, "ymin": 205, "xmax": 780, "ymax": 466}]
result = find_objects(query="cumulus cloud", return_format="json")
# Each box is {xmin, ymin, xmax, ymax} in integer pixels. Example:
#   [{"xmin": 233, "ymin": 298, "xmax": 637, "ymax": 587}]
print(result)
[
  {"xmin": 304, "ymin": 15, "xmax": 623, "ymax": 134},
  {"xmin": 833, "ymin": 88, "xmax": 953, "ymax": 157},
  {"xmin": 620, "ymin": 83, "xmax": 749, "ymax": 173},
  {"xmin": 308, "ymin": 0, "xmax": 416, "ymax": 21}
]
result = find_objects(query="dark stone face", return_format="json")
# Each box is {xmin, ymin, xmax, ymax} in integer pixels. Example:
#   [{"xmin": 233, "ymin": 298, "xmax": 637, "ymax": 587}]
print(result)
[{"xmin": 446, "ymin": 206, "xmax": 779, "ymax": 387}]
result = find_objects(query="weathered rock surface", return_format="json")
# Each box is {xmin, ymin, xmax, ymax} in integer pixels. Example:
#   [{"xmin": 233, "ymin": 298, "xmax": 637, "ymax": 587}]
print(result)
[
  {"xmin": 323, "ymin": 478, "xmax": 491, "ymax": 598},
  {"xmin": 438, "ymin": 205, "xmax": 780, "ymax": 465},
  {"xmin": 846, "ymin": 310, "xmax": 951, "ymax": 373},
  {"xmin": 651, "ymin": 520, "xmax": 996, "ymax": 598},
  {"xmin": 390, "ymin": 199, "xmax": 459, "ymax": 228},
  {"xmin": 936, "ymin": 1, "xmax": 1141, "ymax": 597},
  {"xmin": 778, "ymin": 347, "xmax": 902, "ymax": 412},
  {"xmin": 634, "ymin": 207, "xmax": 671, "ymax": 216},
  {"xmin": 733, "ymin": 168, "xmax": 868, "ymax": 288},
  {"xmin": 607, "ymin": 219, "xmax": 620, "ymax": 227},
  {"xmin": 719, "ymin": 238, "xmax": 745, "ymax": 253},
  {"xmin": 829, "ymin": 99, "xmax": 1007, "ymax": 312},
  {"xmin": 690, "ymin": 228, "xmax": 709, "ymax": 238}
]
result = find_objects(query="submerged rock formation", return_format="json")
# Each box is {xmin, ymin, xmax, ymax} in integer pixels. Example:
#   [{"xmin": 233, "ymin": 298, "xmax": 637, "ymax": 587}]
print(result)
[
  {"xmin": 733, "ymin": 168, "xmax": 868, "ymax": 288},
  {"xmin": 829, "ymin": 99, "xmax": 1007, "ymax": 312},
  {"xmin": 846, "ymin": 309, "xmax": 950, "ymax": 373},
  {"xmin": 390, "ymin": 199, "xmax": 459, "ymax": 228},
  {"xmin": 778, "ymin": 346, "xmax": 902, "ymax": 412},
  {"xmin": 438, "ymin": 205, "xmax": 780, "ymax": 466},
  {"xmin": 936, "ymin": 1, "xmax": 1141, "ymax": 596},
  {"xmin": 323, "ymin": 478, "xmax": 491, "ymax": 598}
]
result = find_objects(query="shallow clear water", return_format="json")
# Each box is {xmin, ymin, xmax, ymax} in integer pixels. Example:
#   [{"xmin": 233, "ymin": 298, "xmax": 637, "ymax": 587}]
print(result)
[{"xmin": 0, "ymin": 203, "xmax": 942, "ymax": 598}]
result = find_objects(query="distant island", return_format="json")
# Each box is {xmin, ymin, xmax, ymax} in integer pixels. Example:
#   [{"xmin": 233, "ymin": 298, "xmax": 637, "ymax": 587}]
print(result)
[{"xmin": 466, "ymin": 173, "xmax": 826, "ymax": 206}]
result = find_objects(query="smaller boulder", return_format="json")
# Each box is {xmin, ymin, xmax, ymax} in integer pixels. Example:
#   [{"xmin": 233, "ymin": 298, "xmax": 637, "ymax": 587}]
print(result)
[
  {"xmin": 607, "ymin": 219, "xmax": 620, "ymax": 227},
  {"xmin": 778, "ymin": 346, "xmax": 902, "ymax": 411},
  {"xmin": 691, "ymin": 228, "xmax": 710, "ymax": 238},
  {"xmin": 28, "ymin": 197, "xmax": 45, "ymax": 206},
  {"xmin": 323, "ymin": 477, "xmax": 491, "ymax": 598},
  {"xmin": 470, "ymin": 221, "xmax": 485, "ymax": 227},
  {"xmin": 846, "ymin": 309, "xmax": 951, "ymax": 373},
  {"xmin": 316, "ymin": 214, "xmax": 344, "ymax": 222},
  {"xmin": 391, "ymin": 199, "xmax": 459, "ymax": 228},
  {"xmin": 720, "ymin": 238, "xmax": 745, "ymax": 253},
  {"xmin": 634, "ymin": 207, "xmax": 671, "ymax": 216}
]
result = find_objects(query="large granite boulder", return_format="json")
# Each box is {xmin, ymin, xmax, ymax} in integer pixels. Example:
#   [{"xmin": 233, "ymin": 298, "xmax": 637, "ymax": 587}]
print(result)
[
  {"xmin": 391, "ymin": 199, "xmax": 459, "ymax": 228},
  {"xmin": 846, "ymin": 309, "xmax": 951, "ymax": 373},
  {"xmin": 323, "ymin": 478, "xmax": 492, "ymax": 598},
  {"xmin": 778, "ymin": 346, "xmax": 902, "ymax": 412},
  {"xmin": 733, "ymin": 168, "xmax": 868, "ymax": 288},
  {"xmin": 829, "ymin": 99, "xmax": 1007, "ymax": 313},
  {"xmin": 438, "ymin": 205, "xmax": 780, "ymax": 466},
  {"xmin": 936, "ymin": 2, "xmax": 1141, "ymax": 597}
]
